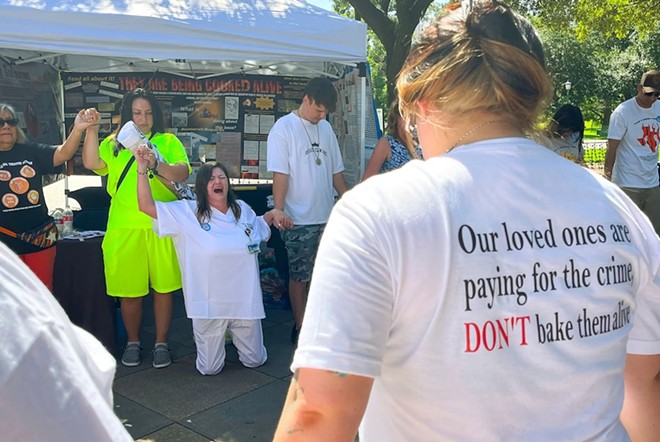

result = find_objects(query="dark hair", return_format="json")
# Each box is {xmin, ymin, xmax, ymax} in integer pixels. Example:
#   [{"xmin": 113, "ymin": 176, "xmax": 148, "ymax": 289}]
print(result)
[
  {"xmin": 302, "ymin": 77, "xmax": 337, "ymax": 113},
  {"xmin": 194, "ymin": 161, "xmax": 241, "ymax": 224},
  {"xmin": 386, "ymin": 99, "xmax": 405, "ymax": 142},
  {"xmin": 547, "ymin": 104, "xmax": 585, "ymax": 145},
  {"xmin": 114, "ymin": 88, "xmax": 165, "ymax": 155},
  {"xmin": 550, "ymin": 104, "xmax": 584, "ymax": 133},
  {"xmin": 397, "ymin": 0, "xmax": 553, "ymax": 145}
]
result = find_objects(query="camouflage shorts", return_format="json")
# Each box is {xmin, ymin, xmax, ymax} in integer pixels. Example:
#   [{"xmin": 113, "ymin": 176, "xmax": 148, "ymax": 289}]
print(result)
[{"xmin": 280, "ymin": 224, "xmax": 325, "ymax": 282}]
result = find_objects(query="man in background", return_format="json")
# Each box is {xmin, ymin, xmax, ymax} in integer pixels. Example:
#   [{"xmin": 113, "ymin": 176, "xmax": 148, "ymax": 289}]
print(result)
[
  {"xmin": 267, "ymin": 77, "xmax": 348, "ymax": 344},
  {"xmin": 605, "ymin": 69, "xmax": 660, "ymax": 235}
]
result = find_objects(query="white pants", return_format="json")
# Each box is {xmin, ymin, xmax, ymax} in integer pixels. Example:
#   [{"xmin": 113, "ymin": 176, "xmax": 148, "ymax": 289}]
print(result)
[{"xmin": 192, "ymin": 318, "xmax": 267, "ymax": 376}]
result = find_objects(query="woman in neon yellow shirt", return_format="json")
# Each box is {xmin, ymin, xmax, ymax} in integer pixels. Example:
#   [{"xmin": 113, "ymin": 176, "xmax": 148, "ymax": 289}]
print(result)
[{"xmin": 83, "ymin": 88, "xmax": 190, "ymax": 369}]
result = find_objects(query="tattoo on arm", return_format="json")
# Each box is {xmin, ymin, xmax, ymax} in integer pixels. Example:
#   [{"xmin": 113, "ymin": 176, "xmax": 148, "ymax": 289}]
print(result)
[{"xmin": 332, "ymin": 371, "xmax": 349, "ymax": 378}]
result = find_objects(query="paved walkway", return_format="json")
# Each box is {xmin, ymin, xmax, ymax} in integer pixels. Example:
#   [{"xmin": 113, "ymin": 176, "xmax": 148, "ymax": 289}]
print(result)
[{"xmin": 114, "ymin": 295, "xmax": 294, "ymax": 441}]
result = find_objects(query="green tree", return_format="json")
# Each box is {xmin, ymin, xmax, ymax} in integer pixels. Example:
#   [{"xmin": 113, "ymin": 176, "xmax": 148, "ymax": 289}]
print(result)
[
  {"xmin": 511, "ymin": 0, "xmax": 659, "ymax": 39},
  {"xmin": 332, "ymin": 0, "xmax": 436, "ymax": 107},
  {"xmin": 520, "ymin": 0, "xmax": 660, "ymax": 131},
  {"xmin": 336, "ymin": 0, "xmax": 659, "ymax": 131},
  {"xmin": 366, "ymin": 28, "xmax": 388, "ymax": 113},
  {"xmin": 538, "ymin": 21, "xmax": 659, "ymax": 128}
]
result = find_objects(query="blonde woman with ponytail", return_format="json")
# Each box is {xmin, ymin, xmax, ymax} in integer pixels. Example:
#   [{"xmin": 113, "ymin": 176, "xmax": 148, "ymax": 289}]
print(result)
[{"xmin": 275, "ymin": 2, "xmax": 660, "ymax": 441}]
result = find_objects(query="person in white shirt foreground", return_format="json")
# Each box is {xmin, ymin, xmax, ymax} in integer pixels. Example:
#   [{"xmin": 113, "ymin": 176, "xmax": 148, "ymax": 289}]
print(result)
[
  {"xmin": 274, "ymin": 1, "xmax": 660, "ymax": 441},
  {"xmin": 136, "ymin": 146, "xmax": 277, "ymax": 375},
  {"xmin": 0, "ymin": 241, "xmax": 132, "ymax": 441}
]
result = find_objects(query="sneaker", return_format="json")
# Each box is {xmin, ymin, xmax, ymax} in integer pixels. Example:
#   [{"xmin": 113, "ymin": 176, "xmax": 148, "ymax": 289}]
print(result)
[
  {"xmin": 121, "ymin": 343, "xmax": 141, "ymax": 367},
  {"xmin": 152, "ymin": 344, "xmax": 171, "ymax": 368}
]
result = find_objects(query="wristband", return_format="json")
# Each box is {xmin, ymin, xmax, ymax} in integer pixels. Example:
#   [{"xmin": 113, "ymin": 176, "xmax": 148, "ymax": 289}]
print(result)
[{"xmin": 148, "ymin": 158, "xmax": 160, "ymax": 178}]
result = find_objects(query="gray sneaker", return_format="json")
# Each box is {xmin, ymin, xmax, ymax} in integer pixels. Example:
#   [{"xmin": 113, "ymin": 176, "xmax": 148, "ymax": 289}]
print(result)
[
  {"xmin": 121, "ymin": 343, "xmax": 141, "ymax": 367},
  {"xmin": 152, "ymin": 344, "xmax": 171, "ymax": 368}
]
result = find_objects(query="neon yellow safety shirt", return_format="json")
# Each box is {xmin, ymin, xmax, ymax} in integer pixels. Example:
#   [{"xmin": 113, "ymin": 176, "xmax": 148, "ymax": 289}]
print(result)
[{"xmin": 95, "ymin": 132, "xmax": 191, "ymax": 229}]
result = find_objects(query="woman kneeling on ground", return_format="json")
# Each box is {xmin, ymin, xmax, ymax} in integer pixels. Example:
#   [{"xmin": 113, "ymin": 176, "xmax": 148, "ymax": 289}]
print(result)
[{"xmin": 136, "ymin": 149, "xmax": 275, "ymax": 375}]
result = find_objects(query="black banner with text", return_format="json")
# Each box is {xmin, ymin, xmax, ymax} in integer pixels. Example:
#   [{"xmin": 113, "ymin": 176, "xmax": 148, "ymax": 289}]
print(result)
[{"xmin": 62, "ymin": 72, "xmax": 311, "ymax": 179}]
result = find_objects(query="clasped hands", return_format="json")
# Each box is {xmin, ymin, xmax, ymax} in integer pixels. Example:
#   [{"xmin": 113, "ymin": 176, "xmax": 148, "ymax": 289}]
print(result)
[
  {"xmin": 269, "ymin": 208, "xmax": 293, "ymax": 230},
  {"xmin": 73, "ymin": 108, "xmax": 101, "ymax": 133},
  {"xmin": 135, "ymin": 144, "xmax": 158, "ymax": 170}
]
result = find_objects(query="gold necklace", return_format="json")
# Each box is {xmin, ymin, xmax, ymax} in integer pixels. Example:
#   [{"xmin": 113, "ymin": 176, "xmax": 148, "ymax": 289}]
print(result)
[
  {"xmin": 448, "ymin": 120, "xmax": 505, "ymax": 153},
  {"xmin": 297, "ymin": 113, "xmax": 322, "ymax": 166}
]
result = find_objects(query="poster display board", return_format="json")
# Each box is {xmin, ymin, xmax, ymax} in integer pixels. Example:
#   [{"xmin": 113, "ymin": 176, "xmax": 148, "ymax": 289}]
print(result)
[
  {"xmin": 61, "ymin": 72, "xmax": 310, "ymax": 179},
  {"xmin": 62, "ymin": 69, "xmax": 378, "ymax": 187},
  {"xmin": 332, "ymin": 67, "xmax": 380, "ymax": 185}
]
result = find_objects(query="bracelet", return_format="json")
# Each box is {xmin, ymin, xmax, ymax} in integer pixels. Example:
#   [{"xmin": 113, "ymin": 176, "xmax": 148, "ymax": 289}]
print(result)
[
  {"xmin": 137, "ymin": 170, "xmax": 148, "ymax": 175},
  {"xmin": 149, "ymin": 158, "xmax": 159, "ymax": 170},
  {"xmin": 148, "ymin": 158, "xmax": 160, "ymax": 177}
]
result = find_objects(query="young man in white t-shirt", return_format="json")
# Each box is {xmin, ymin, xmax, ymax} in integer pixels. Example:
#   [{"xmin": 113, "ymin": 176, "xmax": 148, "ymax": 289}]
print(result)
[
  {"xmin": 267, "ymin": 77, "xmax": 348, "ymax": 344},
  {"xmin": 274, "ymin": 4, "xmax": 660, "ymax": 441},
  {"xmin": 606, "ymin": 69, "xmax": 660, "ymax": 234}
]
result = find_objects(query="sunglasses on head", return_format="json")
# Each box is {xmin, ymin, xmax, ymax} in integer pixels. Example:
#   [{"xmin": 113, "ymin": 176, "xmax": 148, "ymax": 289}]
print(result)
[
  {"xmin": 0, "ymin": 118, "xmax": 19, "ymax": 127},
  {"xmin": 643, "ymin": 91, "xmax": 660, "ymax": 98}
]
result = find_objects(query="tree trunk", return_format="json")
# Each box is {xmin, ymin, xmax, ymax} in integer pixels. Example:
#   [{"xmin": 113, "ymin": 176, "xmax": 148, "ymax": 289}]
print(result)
[{"xmin": 600, "ymin": 105, "xmax": 612, "ymax": 137}]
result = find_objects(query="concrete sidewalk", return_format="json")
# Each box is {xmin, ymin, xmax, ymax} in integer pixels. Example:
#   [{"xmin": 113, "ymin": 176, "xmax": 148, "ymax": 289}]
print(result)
[{"xmin": 113, "ymin": 294, "xmax": 295, "ymax": 441}]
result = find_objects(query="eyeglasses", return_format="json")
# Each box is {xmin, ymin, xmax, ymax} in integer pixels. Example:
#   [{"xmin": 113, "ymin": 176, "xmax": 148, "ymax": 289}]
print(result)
[
  {"xmin": 643, "ymin": 91, "xmax": 660, "ymax": 98},
  {"xmin": 0, "ymin": 118, "xmax": 18, "ymax": 127}
]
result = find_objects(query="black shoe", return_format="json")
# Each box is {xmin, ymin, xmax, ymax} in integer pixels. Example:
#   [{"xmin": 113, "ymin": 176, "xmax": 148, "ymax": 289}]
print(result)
[{"xmin": 291, "ymin": 325, "xmax": 300, "ymax": 344}]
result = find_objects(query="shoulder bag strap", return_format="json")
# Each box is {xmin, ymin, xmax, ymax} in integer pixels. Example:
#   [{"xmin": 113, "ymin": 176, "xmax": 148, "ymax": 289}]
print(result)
[
  {"xmin": 114, "ymin": 133, "xmax": 154, "ymax": 193},
  {"xmin": 115, "ymin": 156, "xmax": 135, "ymax": 194}
]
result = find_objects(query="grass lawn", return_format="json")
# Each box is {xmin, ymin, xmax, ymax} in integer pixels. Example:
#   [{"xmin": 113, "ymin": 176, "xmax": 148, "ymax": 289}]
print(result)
[
  {"xmin": 582, "ymin": 120, "xmax": 607, "ymax": 165},
  {"xmin": 584, "ymin": 120, "xmax": 603, "ymax": 140}
]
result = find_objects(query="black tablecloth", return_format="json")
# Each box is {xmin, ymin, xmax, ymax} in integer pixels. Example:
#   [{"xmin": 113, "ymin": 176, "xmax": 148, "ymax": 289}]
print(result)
[{"xmin": 52, "ymin": 236, "xmax": 116, "ymax": 353}]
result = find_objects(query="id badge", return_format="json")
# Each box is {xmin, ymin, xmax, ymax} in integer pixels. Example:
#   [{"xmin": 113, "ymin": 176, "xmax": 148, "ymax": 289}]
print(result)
[{"xmin": 247, "ymin": 242, "xmax": 260, "ymax": 254}]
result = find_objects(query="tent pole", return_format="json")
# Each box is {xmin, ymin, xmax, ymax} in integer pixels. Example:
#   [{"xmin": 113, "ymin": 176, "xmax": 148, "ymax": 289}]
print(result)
[
  {"xmin": 359, "ymin": 62, "xmax": 367, "ymax": 179},
  {"xmin": 58, "ymin": 71, "xmax": 70, "ymax": 209}
]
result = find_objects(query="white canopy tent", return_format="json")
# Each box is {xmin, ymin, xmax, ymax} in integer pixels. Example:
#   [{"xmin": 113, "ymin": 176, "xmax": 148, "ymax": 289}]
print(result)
[
  {"xmin": 0, "ymin": 0, "xmax": 371, "ymax": 185},
  {"xmin": 0, "ymin": 0, "xmax": 367, "ymax": 78}
]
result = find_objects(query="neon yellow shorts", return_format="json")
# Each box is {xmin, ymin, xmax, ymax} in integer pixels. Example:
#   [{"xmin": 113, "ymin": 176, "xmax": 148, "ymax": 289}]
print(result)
[{"xmin": 102, "ymin": 228, "xmax": 182, "ymax": 298}]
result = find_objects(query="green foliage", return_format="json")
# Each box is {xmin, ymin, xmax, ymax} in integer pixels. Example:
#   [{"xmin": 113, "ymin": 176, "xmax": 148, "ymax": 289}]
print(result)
[
  {"xmin": 336, "ymin": 0, "xmax": 659, "ymax": 132},
  {"xmin": 366, "ymin": 29, "xmax": 388, "ymax": 112},
  {"xmin": 512, "ymin": 0, "xmax": 659, "ymax": 40},
  {"xmin": 574, "ymin": 0, "xmax": 659, "ymax": 40},
  {"xmin": 332, "ymin": 0, "xmax": 436, "ymax": 110},
  {"xmin": 583, "ymin": 120, "xmax": 602, "ymax": 139},
  {"xmin": 536, "ymin": 13, "xmax": 659, "ymax": 128}
]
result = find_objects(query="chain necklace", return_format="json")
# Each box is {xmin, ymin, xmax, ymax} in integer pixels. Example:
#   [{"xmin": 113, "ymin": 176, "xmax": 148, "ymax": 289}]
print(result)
[
  {"xmin": 297, "ymin": 113, "xmax": 322, "ymax": 166},
  {"xmin": 447, "ymin": 120, "xmax": 505, "ymax": 153}
]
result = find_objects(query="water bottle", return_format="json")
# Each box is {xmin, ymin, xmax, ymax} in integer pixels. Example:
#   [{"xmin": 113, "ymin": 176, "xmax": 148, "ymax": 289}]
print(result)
[
  {"xmin": 62, "ymin": 207, "xmax": 74, "ymax": 236},
  {"xmin": 52, "ymin": 208, "xmax": 64, "ymax": 237}
]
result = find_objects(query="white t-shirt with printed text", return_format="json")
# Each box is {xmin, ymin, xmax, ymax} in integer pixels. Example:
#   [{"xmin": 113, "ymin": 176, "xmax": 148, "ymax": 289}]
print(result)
[{"xmin": 293, "ymin": 137, "xmax": 660, "ymax": 441}]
